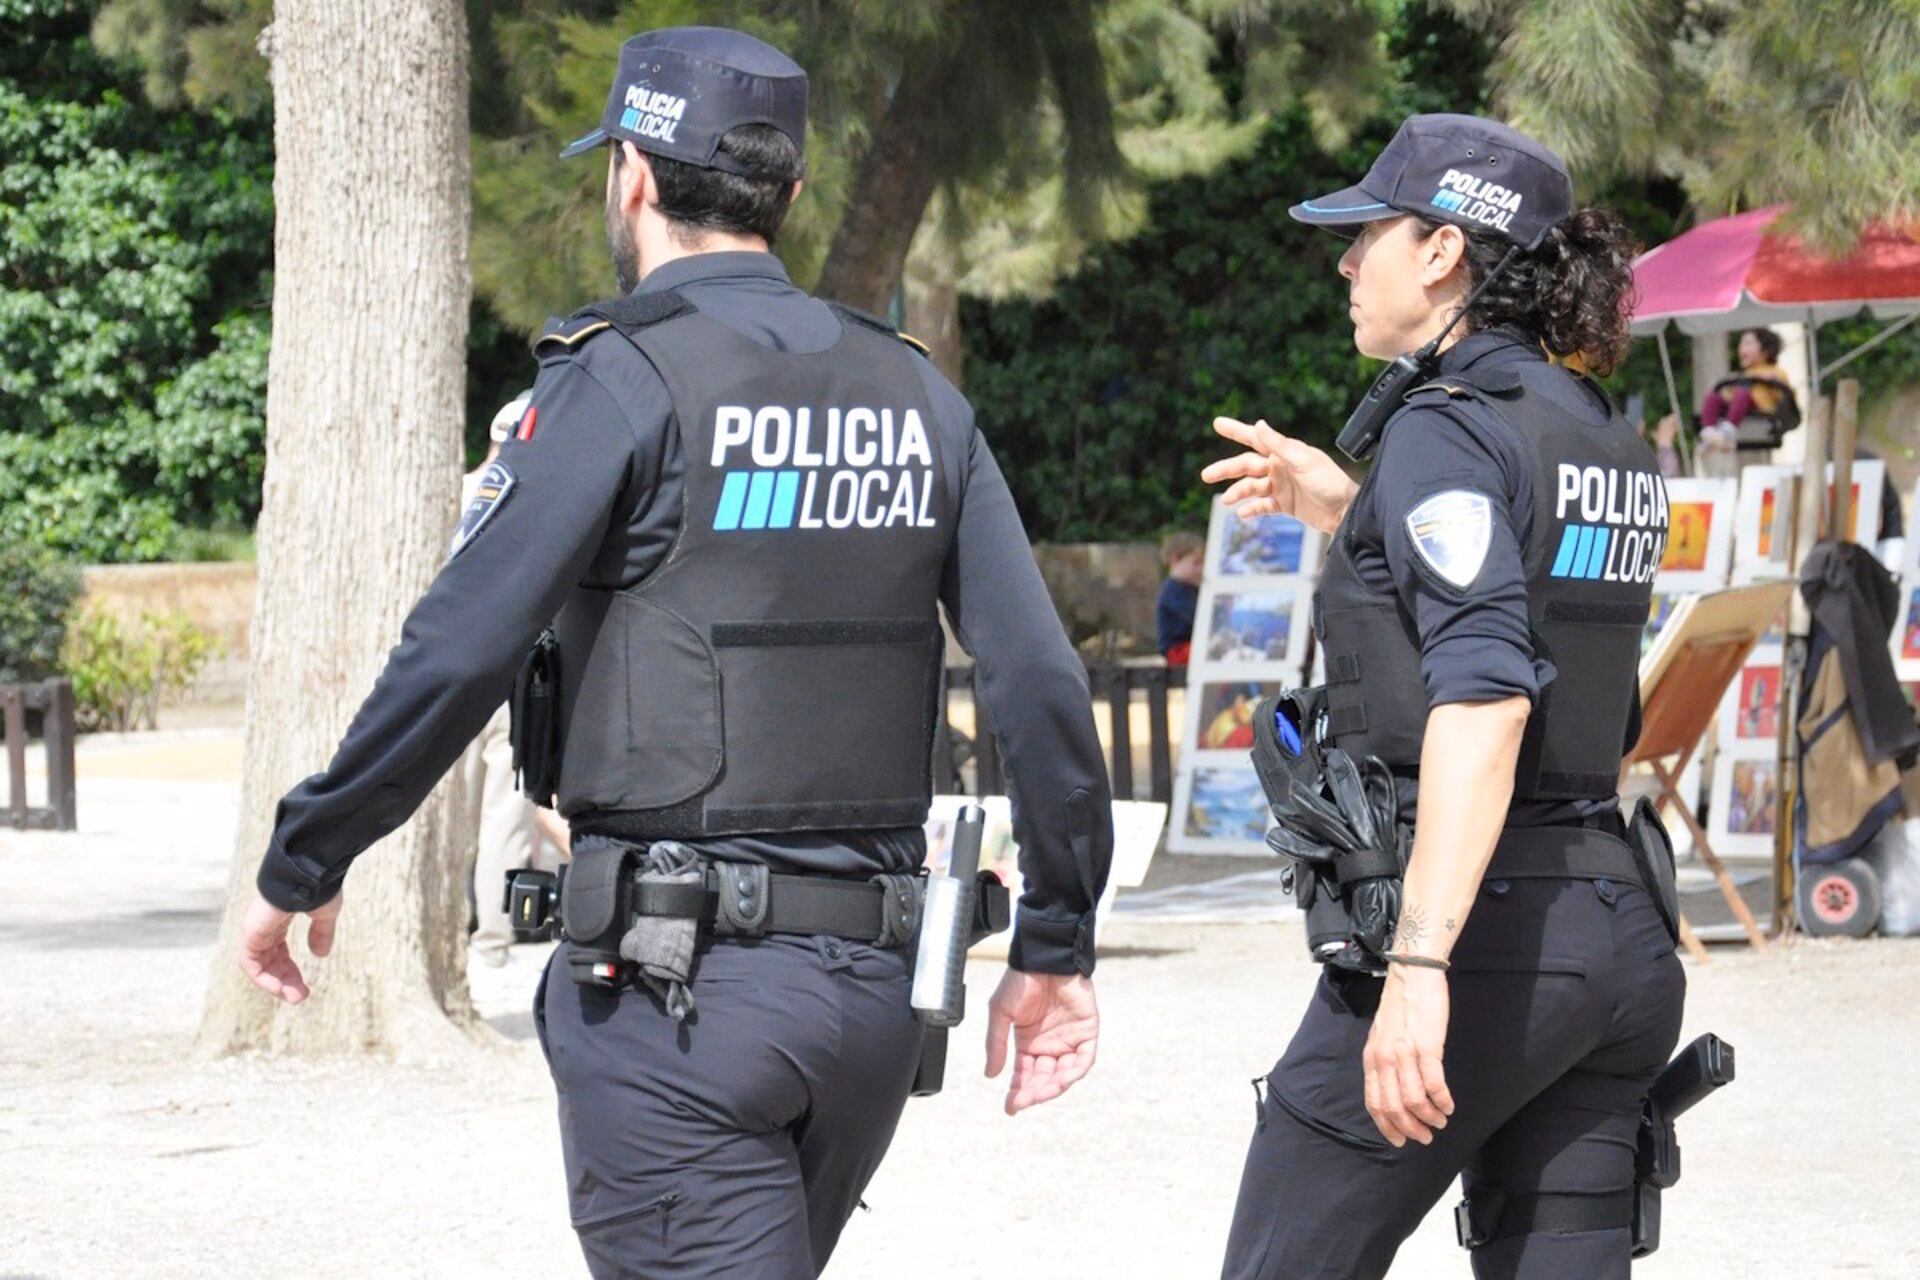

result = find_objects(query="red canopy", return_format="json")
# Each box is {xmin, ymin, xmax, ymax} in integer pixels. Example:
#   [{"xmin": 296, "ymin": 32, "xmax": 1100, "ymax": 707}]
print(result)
[{"xmin": 1631, "ymin": 205, "xmax": 1920, "ymax": 335}]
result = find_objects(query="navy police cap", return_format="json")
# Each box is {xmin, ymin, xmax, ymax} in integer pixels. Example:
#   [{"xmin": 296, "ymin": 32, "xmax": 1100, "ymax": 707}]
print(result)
[
  {"xmin": 559, "ymin": 26, "xmax": 807, "ymax": 177},
  {"xmin": 1290, "ymin": 113, "xmax": 1571, "ymax": 249}
]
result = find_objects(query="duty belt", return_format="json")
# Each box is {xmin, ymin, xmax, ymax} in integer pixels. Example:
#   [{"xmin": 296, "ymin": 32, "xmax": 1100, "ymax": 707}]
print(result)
[
  {"xmin": 1483, "ymin": 823, "xmax": 1644, "ymax": 890},
  {"xmin": 628, "ymin": 866, "xmax": 905, "ymax": 945}
]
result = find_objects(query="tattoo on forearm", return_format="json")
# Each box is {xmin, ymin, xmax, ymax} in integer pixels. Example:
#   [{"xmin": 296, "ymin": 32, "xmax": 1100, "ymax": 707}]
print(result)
[
  {"xmin": 1395, "ymin": 904, "xmax": 1428, "ymax": 951},
  {"xmin": 1445, "ymin": 917, "xmax": 1457, "ymax": 935}
]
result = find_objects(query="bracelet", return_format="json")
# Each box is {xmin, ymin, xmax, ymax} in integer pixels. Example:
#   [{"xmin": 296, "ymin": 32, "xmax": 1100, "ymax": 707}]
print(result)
[{"xmin": 1383, "ymin": 951, "xmax": 1450, "ymax": 971}]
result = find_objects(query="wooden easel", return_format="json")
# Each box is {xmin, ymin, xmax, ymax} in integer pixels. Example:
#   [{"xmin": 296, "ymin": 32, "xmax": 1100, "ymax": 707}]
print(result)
[{"xmin": 1626, "ymin": 581, "xmax": 1798, "ymax": 956}]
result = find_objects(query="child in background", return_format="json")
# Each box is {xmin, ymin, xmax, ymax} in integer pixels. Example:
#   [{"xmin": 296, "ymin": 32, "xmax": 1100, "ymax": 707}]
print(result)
[
  {"xmin": 1699, "ymin": 327, "xmax": 1791, "ymax": 448},
  {"xmin": 1157, "ymin": 531, "xmax": 1204, "ymax": 666}
]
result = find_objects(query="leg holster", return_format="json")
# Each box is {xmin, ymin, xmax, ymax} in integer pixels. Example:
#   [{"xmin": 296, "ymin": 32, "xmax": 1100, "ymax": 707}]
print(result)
[{"xmin": 1454, "ymin": 1186, "xmax": 1635, "ymax": 1250}]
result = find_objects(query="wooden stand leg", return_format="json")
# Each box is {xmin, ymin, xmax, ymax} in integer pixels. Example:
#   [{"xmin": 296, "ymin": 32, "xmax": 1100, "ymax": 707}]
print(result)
[
  {"xmin": 1676, "ymin": 913, "xmax": 1710, "ymax": 963},
  {"xmin": 1652, "ymin": 760, "xmax": 1768, "ymax": 951}
]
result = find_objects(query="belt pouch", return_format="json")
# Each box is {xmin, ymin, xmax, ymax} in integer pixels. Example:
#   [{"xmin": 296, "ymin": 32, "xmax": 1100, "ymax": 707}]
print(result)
[
  {"xmin": 1627, "ymin": 797, "xmax": 1682, "ymax": 944},
  {"xmin": 562, "ymin": 838, "xmax": 633, "ymax": 986}
]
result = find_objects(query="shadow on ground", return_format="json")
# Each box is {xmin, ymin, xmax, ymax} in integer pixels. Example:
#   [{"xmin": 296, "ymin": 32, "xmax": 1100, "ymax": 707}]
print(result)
[{"xmin": 0, "ymin": 904, "xmax": 222, "ymax": 951}]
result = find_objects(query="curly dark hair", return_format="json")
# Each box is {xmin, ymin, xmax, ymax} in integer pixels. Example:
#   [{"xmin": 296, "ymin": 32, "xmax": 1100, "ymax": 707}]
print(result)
[{"xmin": 1411, "ymin": 208, "xmax": 1641, "ymax": 376}]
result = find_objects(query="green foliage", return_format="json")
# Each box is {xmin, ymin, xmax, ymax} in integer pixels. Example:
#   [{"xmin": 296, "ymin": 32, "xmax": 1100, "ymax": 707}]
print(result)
[
  {"xmin": 1446, "ymin": 0, "xmax": 1920, "ymax": 253},
  {"xmin": 90, "ymin": 0, "xmax": 270, "ymax": 115},
  {"xmin": 0, "ymin": 544, "xmax": 84, "ymax": 685},
  {"xmin": 165, "ymin": 521, "xmax": 255, "ymax": 562},
  {"xmin": 0, "ymin": 0, "xmax": 274, "ymax": 561},
  {"xmin": 471, "ymin": 0, "xmax": 1390, "ymax": 330},
  {"xmin": 963, "ymin": 5, "xmax": 1495, "ymax": 541},
  {"xmin": 61, "ymin": 603, "xmax": 218, "ymax": 731}
]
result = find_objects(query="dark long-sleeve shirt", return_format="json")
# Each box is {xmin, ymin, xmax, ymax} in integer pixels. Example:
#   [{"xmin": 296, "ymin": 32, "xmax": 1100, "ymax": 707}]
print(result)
[
  {"xmin": 256, "ymin": 251, "xmax": 1111, "ymax": 975},
  {"xmin": 1156, "ymin": 577, "xmax": 1198, "ymax": 656}
]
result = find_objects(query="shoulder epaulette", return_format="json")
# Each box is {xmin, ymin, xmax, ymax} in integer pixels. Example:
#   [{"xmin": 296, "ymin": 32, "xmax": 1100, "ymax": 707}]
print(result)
[
  {"xmin": 828, "ymin": 301, "xmax": 931, "ymax": 358},
  {"xmin": 532, "ymin": 314, "xmax": 613, "ymax": 356},
  {"xmin": 532, "ymin": 291, "xmax": 694, "ymax": 356}
]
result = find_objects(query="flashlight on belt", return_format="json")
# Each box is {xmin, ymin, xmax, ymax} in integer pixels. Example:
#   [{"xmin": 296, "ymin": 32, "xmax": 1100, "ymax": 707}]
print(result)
[{"xmin": 911, "ymin": 804, "xmax": 985, "ymax": 1026}]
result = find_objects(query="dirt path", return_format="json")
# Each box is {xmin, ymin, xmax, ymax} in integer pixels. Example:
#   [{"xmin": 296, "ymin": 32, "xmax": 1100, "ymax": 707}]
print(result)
[{"xmin": 3, "ymin": 753, "xmax": 1916, "ymax": 1277}]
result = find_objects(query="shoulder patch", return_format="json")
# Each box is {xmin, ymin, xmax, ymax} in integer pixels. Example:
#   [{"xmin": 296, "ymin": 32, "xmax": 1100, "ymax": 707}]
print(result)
[
  {"xmin": 449, "ymin": 460, "xmax": 515, "ymax": 560},
  {"xmin": 1405, "ymin": 489, "xmax": 1493, "ymax": 590}
]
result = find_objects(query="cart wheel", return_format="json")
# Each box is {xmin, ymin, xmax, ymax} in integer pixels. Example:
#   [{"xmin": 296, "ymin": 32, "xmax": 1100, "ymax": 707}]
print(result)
[{"xmin": 1798, "ymin": 860, "xmax": 1882, "ymax": 938}]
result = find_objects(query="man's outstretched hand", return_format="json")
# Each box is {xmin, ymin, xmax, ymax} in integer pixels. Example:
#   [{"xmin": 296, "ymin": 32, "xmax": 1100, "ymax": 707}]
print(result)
[
  {"xmin": 983, "ymin": 969, "xmax": 1098, "ymax": 1116},
  {"xmin": 237, "ymin": 891, "xmax": 342, "ymax": 1005}
]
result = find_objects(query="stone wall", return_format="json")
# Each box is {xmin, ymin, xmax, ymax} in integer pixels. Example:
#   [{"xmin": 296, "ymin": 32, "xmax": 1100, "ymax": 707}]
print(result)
[
  {"xmin": 87, "ymin": 546, "xmax": 1171, "ymax": 702},
  {"xmin": 1032, "ymin": 542, "xmax": 1166, "ymax": 659},
  {"xmin": 80, "ymin": 563, "xmax": 257, "ymax": 705}
]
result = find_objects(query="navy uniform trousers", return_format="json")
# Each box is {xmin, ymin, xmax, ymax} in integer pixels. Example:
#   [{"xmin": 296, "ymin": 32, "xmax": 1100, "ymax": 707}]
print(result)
[
  {"xmin": 535, "ymin": 932, "xmax": 924, "ymax": 1278},
  {"xmin": 1223, "ymin": 835, "xmax": 1686, "ymax": 1280}
]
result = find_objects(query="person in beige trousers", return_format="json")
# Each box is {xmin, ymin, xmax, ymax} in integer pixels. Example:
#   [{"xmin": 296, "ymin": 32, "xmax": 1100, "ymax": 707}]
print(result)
[{"xmin": 458, "ymin": 392, "xmax": 569, "ymax": 967}]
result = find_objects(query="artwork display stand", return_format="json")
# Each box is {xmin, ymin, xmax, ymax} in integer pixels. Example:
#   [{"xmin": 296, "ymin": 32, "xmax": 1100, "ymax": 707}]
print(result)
[{"xmin": 1629, "ymin": 581, "xmax": 1797, "ymax": 954}]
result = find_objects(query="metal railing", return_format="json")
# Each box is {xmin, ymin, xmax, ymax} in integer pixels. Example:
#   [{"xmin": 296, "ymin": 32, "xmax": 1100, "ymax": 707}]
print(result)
[
  {"xmin": 936, "ymin": 663, "xmax": 1187, "ymax": 804},
  {"xmin": 1, "ymin": 678, "xmax": 78, "ymax": 831}
]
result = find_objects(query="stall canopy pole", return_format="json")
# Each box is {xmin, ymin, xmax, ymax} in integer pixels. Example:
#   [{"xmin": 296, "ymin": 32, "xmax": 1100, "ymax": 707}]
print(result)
[
  {"xmin": 1820, "ymin": 311, "xmax": 1920, "ymax": 381},
  {"xmin": 1654, "ymin": 329, "xmax": 1694, "ymax": 472},
  {"xmin": 1832, "ymin": 378, "xmax": 1860, "ymax": 542}
]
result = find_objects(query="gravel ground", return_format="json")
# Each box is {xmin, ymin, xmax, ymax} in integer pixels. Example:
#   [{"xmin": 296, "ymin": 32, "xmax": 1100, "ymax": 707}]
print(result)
[{"xmin": 3, "ymin": 739, "xmax": 1917, "ymax": 1278}]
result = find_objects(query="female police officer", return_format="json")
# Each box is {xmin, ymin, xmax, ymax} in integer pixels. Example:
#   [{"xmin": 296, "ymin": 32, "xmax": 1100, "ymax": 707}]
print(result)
[{"xmin": 1203, "ymin": 114, "xmax": 1683, "ymax": 1279}]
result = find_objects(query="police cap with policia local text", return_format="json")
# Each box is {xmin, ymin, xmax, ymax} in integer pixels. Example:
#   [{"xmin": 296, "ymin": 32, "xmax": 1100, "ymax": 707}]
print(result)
[
  {"xmin": 1289, "ymin": 113, "xmax": 1572, "ymax": 249},
  {"xmin": 559, "ymin": 26, "xmax": 808, "ymax": 175}
]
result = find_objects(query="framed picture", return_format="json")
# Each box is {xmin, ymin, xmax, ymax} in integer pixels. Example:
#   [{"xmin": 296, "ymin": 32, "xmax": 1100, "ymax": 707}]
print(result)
[
  {"xmin": 1168, "ymin": 754, "xmax": 1273, "ymax": 855},
  {"xmin": 1644, "ymin": 591, "xmax": 1682, "ymax": 657},
  {"xmin": 1718, "ymin": 661, "xmax": 1783, "ymax": 749},
  {"xmin": 1733, "ymin": 461, "xmax": 1885, "ymax": 573},
  {"xmin": 1708, "ymin": 754, "xmax": 1781, "ymax": 857},
  {"xmin": 1206, "ymin": 500, "xmax": 1323, "ymax": 579},
  {"xmin": 1654, "ymin": 477, "xmax": 1736, "ymax": 593},
  {"xmin": 1192, "ymin": 583, "xmax": 1311, "ymax": 668},
  {"xmin": 1187, "ymin": 678, "xmax": 1286, "ymax": 752},
  {"xmin": 1894, "ymin": 581, "xmax": 1920, "ymax": 680}
]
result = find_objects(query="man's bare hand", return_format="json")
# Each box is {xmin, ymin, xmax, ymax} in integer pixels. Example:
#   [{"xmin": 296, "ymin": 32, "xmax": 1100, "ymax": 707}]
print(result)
[
  {"xmin": 1202, "ymin": 417, "xmax": 1359, "ymax": 534},
  {"xmin": 983, "ymin": 970, "xmax": 1098, "ymax": 1116},
  {"xmin": 237, "ymin": 891, "xmax": 342, "ymax": 1005}
]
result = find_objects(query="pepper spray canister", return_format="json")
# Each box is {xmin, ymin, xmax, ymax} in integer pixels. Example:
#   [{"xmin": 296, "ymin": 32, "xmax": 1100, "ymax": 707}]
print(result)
[{"xmin": 911, "ymin": 804, "xmax": 984, "ymax": 1026}]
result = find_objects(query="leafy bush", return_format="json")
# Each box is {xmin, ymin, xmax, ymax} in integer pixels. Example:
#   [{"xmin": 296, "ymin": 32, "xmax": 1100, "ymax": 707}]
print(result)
[
  {"xmin": 962, "ymin": 12, "xmax": 1497, "ymax": 542},
  {"xmin": 0, "ymin": 544, "xmax": 84, "ymax": 685},
  {"xmin": 0, "ymin": 0, "xmax": 273, "ymax": 562},
  {"xmin": 62, "ymin": 605, "xmax": 219, "ymax": 732},
  {"xmin": 165, "ymin": 522, "xmax": 257, "ymax": 563}
]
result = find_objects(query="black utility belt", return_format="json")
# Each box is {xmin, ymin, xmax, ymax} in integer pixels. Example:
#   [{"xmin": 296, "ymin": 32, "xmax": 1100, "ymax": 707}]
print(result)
[
  {"xmin": 1483, "ymin": 824, "xmax": 1646, "ymax": 890},
  {"xmin": 509, "ymin": 837, "xmax": 1010, "ymax": 994},
  {"xmin": 628, "ymin": 867, "xmax": 902, "ymax": 945}
]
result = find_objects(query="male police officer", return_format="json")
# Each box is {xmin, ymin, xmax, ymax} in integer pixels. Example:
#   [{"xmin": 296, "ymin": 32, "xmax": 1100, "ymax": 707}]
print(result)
[{"xmin": 237, "ymin": 26, "xmax": 1111, "ymax": 1278}]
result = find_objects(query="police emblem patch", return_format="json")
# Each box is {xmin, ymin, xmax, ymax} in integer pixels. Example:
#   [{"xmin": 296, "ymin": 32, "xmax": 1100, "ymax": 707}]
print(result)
[
  {"xmin": 1405, "ymin": 489, "xmax": 1492, "ymax": 589},
  {"xmin": 449, "ymin": 460, "xmax": 516, "ymax": 560}
]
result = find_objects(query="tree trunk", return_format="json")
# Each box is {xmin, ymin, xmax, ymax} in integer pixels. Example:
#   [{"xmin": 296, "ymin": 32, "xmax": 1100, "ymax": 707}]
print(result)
[
  {"xmin": 813, "ymin": 48, "xmax": 950, "ymax": 315},
  {"xmin": 903, "ymin": 221, "xmax": 964, "ymax": 387},
  {"xmin": 197, "ymin": 0, "xmax": 478, "ymax": 1059}
]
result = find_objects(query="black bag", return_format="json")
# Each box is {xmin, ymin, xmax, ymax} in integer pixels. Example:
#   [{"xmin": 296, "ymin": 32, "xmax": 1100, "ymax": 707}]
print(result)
[{"xmin": 510, "ymin": 627, "xmax": 562, "ymax": 807}]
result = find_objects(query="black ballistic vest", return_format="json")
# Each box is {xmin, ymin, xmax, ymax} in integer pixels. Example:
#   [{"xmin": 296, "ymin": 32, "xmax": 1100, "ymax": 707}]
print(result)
[
  {"xmin": 550, "ymin": 293, "xmax": 956, "ymax": 839},
  {"xmin": 1315, "ymin": 361, "xmax": 1667, "ymax": 800}
]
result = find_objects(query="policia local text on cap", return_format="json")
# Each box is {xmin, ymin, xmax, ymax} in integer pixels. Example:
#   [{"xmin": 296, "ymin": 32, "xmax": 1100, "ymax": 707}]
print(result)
[
  {"xmin": 235, "ymin": 25, "xmax": 1113, "ymax": 1280},
  {"xmin": 1203, "ymin": 113, "xmax": 1730, "ymax": 1279}
]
